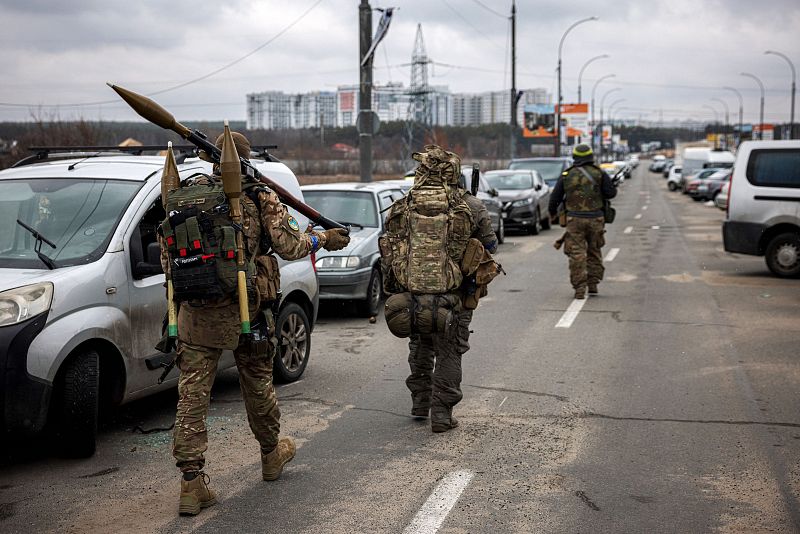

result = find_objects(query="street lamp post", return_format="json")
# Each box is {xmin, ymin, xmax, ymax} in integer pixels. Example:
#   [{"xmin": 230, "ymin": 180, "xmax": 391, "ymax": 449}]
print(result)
[
  {"xmin": 599, "ymin": 87, "xmax": 621, "ymax": 162},
  {"xmin": 703, "ymin": 104, "xmax": 719, "ymax": 146},
  {"xmin": 606, "ymin": 98, "xmax": 626, "ymax": 159},
  {"xmin": 722, "ymin": 86, "xmax": 744, "ymax": 146},
  {"xmin": 765, "ymin": 50, "xmax": 796, "ymax": 139},
  {"xmin": 578, "ymin": 54, "xmax": 609, "ymax": 103},
  {"xmin": 741, "ymin": 72, "xmax": 765, "ymax": 140},
  {"xmin": 711, "ymin": 97, "xmax": 730, "ymax": 149},
  {"xmin": 590, "ymin": 74, "xmax": 615, "ymax": 151},
  {"xmin": 555, "ymin": 16, "xmax": 598, "ymax": 156}
]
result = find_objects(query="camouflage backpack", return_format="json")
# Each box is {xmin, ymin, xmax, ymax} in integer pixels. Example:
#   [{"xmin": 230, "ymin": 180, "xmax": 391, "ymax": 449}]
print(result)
[
  {"xmin": 380, "ymin": 145, "xmax": 474, "ymax": 295},
  {"xmin": 159, "ymin": 175, "xmax": 256, "ymax": 301}
]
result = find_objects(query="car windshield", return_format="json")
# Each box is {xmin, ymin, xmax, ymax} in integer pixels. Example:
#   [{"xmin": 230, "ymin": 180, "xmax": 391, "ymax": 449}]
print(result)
[
  {"xmin": 485, "ymin": 172, "xmax": 533, "ymax": 190},
  {"xmin": 0, "ymin": 178, "xmax": 142, "ymax": 269},
  {"xmin": 303, "ymin": 190, "xmax": 378, "ymax": 228},
  {"xmin": 509, "ymin": 160, "xmax": 563, "ymax": 186}
]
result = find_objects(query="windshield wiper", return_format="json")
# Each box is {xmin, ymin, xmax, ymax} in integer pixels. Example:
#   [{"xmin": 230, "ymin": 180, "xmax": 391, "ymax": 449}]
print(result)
[
  {"xmin": 315, "ymin": 221, "xmax": 364, "ymax": 230},
  {"xmin": 16, "ymin": 219, "xmax": 57, "ymax": 270}
]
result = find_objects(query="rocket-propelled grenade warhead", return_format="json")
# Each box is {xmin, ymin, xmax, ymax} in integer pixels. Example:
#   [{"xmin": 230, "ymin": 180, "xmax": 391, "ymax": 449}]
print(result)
[
  {"xmin": 220, "ymin": 120, "xmax": 243, "ymax": 205},
  {"xmin": 106, "ymin": 83, "xmax": 191, "ymax": 137},
  {"xmin": 161, "ymin": 141, "xmax": 181, "ymax": 209}
]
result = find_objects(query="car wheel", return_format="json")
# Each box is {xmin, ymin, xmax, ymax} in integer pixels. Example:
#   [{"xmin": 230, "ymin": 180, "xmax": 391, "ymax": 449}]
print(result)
[
  {"xmin": 528, "ymin": 211, "xmax": 541, "ymax": 235},
  {"xmin": 53, "ymin": 350, "xmax": 99, "ymax": 458},
  {"xmin": 692, "ymin": 196, "xmax": 703, "ymax": 202},
  {"xmin": 668, "ymin": 182, "xmax": 677, "ymax": 191},
  {"xmin": 540, "ymin": 211, "xmax": 552, "ymax": 230},
  {"xmin": 273, "ymin": 302, "xmax": 311, "ymax": 383},
  {"xmin": 358, "ymin": 268, "xmax": 382, "ymax": 317},
  {"xmin": 496, "ymin": 217, "xmax": 505, "ymax": 244},
  {"xmin": 765, "ymin": 232, "xmax": 800, "ymax": 278}
]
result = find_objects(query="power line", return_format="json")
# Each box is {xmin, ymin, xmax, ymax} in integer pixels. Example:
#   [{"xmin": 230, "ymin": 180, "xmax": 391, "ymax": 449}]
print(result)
[
  {"xmin": 441, "ymin": 0, "xmax": 505, "ymax": 53},
  {"xmin": 469, "ymin": 0, "xmax": 508, "ymax": 19},
  {"xmin": 148, "ymin": 0, "xmax": 325, "ymax": 96},
  {"xmin": 0, "ymin": 0, "xmax": 325, "ymax": 108}
]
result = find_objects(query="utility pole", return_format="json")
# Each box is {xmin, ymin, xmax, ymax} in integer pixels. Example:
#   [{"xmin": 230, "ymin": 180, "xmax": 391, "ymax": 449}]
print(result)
[
  {"xmin": 359, "ymin": 0, "xmax": 373, "ymax": 182},
  {"xmin": 509, "ymin": 0, "xmax": 517, "ymax": 160}
]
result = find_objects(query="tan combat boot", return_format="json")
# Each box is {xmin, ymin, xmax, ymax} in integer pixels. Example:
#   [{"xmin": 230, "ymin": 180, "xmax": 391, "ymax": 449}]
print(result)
[
  {"xmin": 178, "ymin": 472, "xmax": 216, "ymax": 516},
  {"xmin": 574, "ymin": 289, "xmax": 586, "ymax": 299},
  {"xmin": 588, "ymin": 284, "xmax": 598, "ymax": 295},
  {"xmin": 262, "ymin": 437, "xmax": 296, "ymax": 481}
]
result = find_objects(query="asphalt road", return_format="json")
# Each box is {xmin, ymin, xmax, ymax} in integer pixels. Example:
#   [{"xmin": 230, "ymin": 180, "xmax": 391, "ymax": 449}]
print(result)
[{"xmin": 2, "ymin": 164, "xmax": 799, "ymax": 533}]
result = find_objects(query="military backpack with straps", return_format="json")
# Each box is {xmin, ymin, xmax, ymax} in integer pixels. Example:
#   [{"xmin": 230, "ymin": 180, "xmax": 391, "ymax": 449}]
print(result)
[{"xmin": 159, "ymin": 175, "xmax": 257, "ymax": 301}]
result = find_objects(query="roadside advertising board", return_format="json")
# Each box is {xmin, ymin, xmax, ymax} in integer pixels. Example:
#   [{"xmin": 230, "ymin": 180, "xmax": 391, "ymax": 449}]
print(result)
[{"xmin": 523, "ymin": 103, "xmax": 588, "ymax": 138}]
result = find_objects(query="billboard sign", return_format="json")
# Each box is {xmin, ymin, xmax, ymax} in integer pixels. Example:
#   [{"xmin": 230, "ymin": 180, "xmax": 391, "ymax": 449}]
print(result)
[{"xmin": 523, "ymin": 103, "xmax": 589, "ymax": 138}]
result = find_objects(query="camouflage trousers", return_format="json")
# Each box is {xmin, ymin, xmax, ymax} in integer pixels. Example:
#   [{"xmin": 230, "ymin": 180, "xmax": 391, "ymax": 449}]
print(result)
[
  {"xmin": 564, "ymin": 216, "xmax": 606, "ymax": 291},
  {"xmin": 173, "ymin": 318, "xmax": 279, "ymax": 473},
  {"xmin": 406, "ymin": 309, "xmax": 472, "ymax": 421}
]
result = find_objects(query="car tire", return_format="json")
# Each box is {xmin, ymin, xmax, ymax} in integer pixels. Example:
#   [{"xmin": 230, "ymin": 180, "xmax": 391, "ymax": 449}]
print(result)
[
  {"xmin": 496, "ymin": 217, "xmax": 505, "ymax": 244},
  {"xmin": 765, "ymin": 232, "xmax": 800, "ymax": 278},
  {"xmin": 358, "ymin": 268, "xmax": 382, "ymax": 317},
  {"xmin": 53, "ymin": 350, "xmax": 99, "ymax": 458},
  {"xmin": 273, "ymin": 302, "xmax": 311, "ymax": 383},
  {"xmin": 541, "ymin": 212, "xmax": 552, "ymax": 230},
  {"xmin": 528, "ymin": 211, "xmax": 541, "ymax": 235},
  {"xmin": 692, "ymin": 196, "xmax": 703, "ymax": 202},
  {"xmin": 668, "ymin": 182, "xmax": 678, "ymax": 191}
]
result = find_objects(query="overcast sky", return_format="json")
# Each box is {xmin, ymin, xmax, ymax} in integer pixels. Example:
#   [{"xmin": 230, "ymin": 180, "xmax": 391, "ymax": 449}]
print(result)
[{"xmin": 0, "ymin": 0, "xmax": 798, "ymax": 125}]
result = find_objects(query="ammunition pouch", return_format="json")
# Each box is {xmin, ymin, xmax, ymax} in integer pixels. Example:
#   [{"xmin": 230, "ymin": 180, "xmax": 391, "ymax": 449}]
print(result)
[
  {"xmin": 384, "ymin": 292, "xmax": 461, "ymax": 338},
  {"xmin": 460, "ymin": 238, "xmax": 484, "ymax": 276}
]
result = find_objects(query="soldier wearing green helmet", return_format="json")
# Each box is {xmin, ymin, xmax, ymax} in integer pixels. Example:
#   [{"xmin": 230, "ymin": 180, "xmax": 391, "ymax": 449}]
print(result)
[{"xmin": 548, "ymin": 143, "xmax": 617, "ymax": 299}]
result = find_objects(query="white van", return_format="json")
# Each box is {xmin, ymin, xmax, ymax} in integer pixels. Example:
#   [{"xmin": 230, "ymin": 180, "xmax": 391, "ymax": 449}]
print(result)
[
  {"xmin": 682, "ymin": 147, "xmax": 735, "ymax": 179},
  {"xmin": 723, "ymin": 140, "xmax": 800, "ymax": 277},
  {"xmin": 0, "ymin": 150, "xmax": 320, "ymax": 456}
]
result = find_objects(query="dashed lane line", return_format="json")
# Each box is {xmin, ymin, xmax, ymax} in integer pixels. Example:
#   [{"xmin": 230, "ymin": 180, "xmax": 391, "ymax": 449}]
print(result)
[
  {"xmin": 642, "ymin": 205, "xmax": 648, "ymax": 210},
  {"xmin": 651, "ymin": 225, "xmax": 660, "ymax": 230},
  {"xmin": 634, "ymin": 214, "xmax": 642, "ymax": 220},
  {"xmin": 403, "ymin": 470, "xmax": 475, "ymax": 534},
  {"xmin": 555, "ymin": 298, "xmax": 588, "ymax": 329},
  {"xmin": 605, "ymin": 247, "xmax": 620, "ymax": 262},
  {"xmin": 623, "ymin": 226, "xmax": 633, "ymax": 234}
]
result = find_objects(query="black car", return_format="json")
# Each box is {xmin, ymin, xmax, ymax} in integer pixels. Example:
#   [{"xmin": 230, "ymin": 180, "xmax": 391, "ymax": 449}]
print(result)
[{"xmin": 484, "ymin": 169, "xmax": 551, "ymax": 235}]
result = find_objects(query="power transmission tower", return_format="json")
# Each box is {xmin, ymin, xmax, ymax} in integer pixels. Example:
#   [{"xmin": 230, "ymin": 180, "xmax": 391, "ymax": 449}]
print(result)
[{"xmin": 403, "ymin": 24, "xmax": 435, "ymax": 161}]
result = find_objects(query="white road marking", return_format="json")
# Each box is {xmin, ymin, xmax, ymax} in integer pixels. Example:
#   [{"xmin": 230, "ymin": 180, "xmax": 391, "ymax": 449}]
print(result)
[
  {"xmin": 642, "ymin": 205, "xmax": 648, "ymax": 210},
  {"xmin": 555, "ymin": 298, "xmax": 588, "ymax": 329},
  {"xmin": 498, "ymin": 396, "xmax": 508, "ymax": 409},
  {"xmin": 634, "ymin": 214, "xmax": 642, "ymax": 220},
  {"xmin": 651, "ymin": 225, "xmax": 660, "ymax": 230},
  {"xmin": 623, "ymin": 226, "xmax": 633, "ymax": 234},
  {"xmin": 403, "ymin": 470, "xmax": 475, "ymax": 534},
  {"xmin": 605, "ymin": 247, "xmax": 620, "ymax": 262},
  {"xmin": 278, "ymin": 380, "xmax": 304, "ymax": 389}
]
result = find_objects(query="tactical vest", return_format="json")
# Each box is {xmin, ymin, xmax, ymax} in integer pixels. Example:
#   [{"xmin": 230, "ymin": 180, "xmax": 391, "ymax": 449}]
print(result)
[
  {"xmin": 564, "ymin": 165, "xmax": 604, "ymax": 213},
  {"xmin": 160, "ymin": 176, "xmax": 257, "ymax": 301},
  {"xmin": 382, "ymin": 179, "xmax": 473, "ymax": 294}
]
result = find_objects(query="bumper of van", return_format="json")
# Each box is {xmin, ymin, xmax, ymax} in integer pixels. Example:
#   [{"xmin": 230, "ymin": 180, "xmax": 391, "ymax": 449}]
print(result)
[
  {"xmin": 722, "ymin": 221, "xmax": 765, "ymax": 255},
  {"xmin": 0, "ymin": 312, "xmax": 51, "ymax": 436}
]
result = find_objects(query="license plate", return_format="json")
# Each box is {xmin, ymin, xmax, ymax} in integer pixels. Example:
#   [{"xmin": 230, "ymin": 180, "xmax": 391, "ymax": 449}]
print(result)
[
  {"xmin": 502, "ymin": 212, "xmax": 508, "ymax": 219},
  {"xmin": 698, "ymin": 186, "xmax": 708, "ymax": 191}
]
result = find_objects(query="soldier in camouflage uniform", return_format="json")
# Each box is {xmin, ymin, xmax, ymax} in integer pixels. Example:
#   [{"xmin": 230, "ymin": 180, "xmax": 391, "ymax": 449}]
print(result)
[
  {"xmin": 160, "ymin": 132, "xmax": 350, "ymax": 516},
  {"xmin": 404, "ymin": 148, "xmax": 488, "ymax": 432},
  {"xmin": 548, "ymin": 144, "xmax": 616, "ymax": 299}
]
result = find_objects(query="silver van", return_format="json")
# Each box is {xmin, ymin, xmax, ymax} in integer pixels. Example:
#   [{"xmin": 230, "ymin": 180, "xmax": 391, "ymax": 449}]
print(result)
[
  {"xmin": 0, "ymin": 151, "xmax": 318, "ymax": 456},
  {"xmin": 722, "ymin": 140, "xmax": 800, "ymax": 277}
]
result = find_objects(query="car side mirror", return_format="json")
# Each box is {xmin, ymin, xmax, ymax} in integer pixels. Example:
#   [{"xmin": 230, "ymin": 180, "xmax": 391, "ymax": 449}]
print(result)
[
  {"xmin": 134, "ymin": 242, "xmax": 164, "ymax": 278},
  {"xmin": 489, "ymin": 188, "xmax": 499, "ymax": 197},
  {"xmin": 535, "ymin": 184, "xmax": 542, "ymax": 191}
]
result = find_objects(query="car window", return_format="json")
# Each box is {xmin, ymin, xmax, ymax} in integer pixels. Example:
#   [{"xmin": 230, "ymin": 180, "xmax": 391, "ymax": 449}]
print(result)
[
  {"xmin": 746, "ymin": 149, "xmax": 800, "ymax": 188},
  {"xmin": 378, "ymin": 193, "xmax": 394, "ymax": 212},
  {"xmin": 303, "ymin": 190, "xmax": 379, "ymax": 227},
  {"xmin": 509, "ymin": 160, "xmax": 564, "ymax": 184},
  {"xmin": 485, "ymin": 172, "xmax": 534, "ymax": 190},
  {"xmin": 0, "ymin": 178, "xmax": 143, "ymax": 269}
]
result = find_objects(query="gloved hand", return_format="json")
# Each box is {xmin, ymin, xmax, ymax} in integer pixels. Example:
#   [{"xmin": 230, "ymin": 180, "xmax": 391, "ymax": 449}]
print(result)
[{"xmin": 322, "ymin": 228, "xmax": 350, "ymax": 251}]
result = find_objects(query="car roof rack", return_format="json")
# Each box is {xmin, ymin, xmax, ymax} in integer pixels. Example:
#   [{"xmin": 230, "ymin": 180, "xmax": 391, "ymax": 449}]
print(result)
[{"xmin": 12, "ymin": 144, "xmax": 281, "ymax": 168}]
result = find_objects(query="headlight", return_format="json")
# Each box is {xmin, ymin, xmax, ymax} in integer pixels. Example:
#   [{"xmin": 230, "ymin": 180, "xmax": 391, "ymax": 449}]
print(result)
[
  {"xmin": 511, "ymin": 198, "xmax": 534, "ymax": 207},
  {"xmin": 0, "ymin": 282, "xmax": 54, "ymax": 327},
  {"xmin": 314, "ymin": 256, "xmax": 361, "ymax": 270}
]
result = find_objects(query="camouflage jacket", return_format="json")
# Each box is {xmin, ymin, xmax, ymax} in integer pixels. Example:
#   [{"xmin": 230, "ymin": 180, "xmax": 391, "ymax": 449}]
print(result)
[
  {"xmin": 461, "ymin": 191, "xmax": 497, "ymax": 253},
  {"xmin": 548, "ymin": 164, "xmax": 617, "ymax": 218}
]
